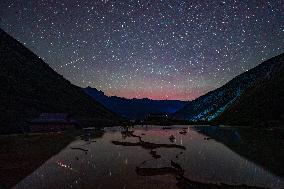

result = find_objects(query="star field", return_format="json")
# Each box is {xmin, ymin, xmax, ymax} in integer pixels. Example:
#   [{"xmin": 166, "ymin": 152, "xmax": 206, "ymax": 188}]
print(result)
[{"xmin": 0, "ymin": 0, "xmax": 283, "ymax": 100}]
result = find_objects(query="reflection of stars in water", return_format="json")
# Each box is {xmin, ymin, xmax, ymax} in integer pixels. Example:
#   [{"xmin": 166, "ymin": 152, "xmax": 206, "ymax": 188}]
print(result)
[{"xmin": 56, "ymin": 160, "xmax": 78, "ymax": 173}]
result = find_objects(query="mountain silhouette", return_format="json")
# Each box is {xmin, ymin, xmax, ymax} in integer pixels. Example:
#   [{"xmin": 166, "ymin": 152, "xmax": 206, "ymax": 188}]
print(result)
[
  {"xmin": 174, "ymin": 53, "xmax": 284, "ymax": 126},
  {"xmin": 214, "ymin": 54, "xmax": 284, "ymax": 126},
  {"xmin": 84, "ymin": 87, "xmax": 188, "ymax": 120},
  {"xmin": 0, "ymin": 28, "xmax": 121, "ymax": 134}
]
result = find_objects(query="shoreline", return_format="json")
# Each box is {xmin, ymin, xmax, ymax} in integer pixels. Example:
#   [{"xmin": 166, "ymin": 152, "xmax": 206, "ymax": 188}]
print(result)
[{"xmin": 0, "ymin": 131, "xmax": 81, "ymax": 189}]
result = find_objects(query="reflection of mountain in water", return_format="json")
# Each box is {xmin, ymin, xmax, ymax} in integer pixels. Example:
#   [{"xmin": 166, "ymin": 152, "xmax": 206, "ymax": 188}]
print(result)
[{"xmin": 195, "ymin": 126, "xmax": 284, "ymax": 178}]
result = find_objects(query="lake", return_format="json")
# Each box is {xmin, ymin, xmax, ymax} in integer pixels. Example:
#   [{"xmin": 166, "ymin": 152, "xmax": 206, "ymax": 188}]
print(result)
[{"xmin": 14, "ymin": 125, "xmax": 284, "ymax": 189}]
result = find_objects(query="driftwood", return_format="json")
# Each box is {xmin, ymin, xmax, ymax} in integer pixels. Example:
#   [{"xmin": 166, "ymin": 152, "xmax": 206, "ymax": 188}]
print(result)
[
  {"xmin": 136, "ymin": 160, "xmax": 267, "ymax": 189},
  {"xmin": 70, "ymin": 147, "xmax": 88, "ymax": 152},
  {"xmin": 176, "ymin": 176, "xmax": 268, "ymax": 189},
  {"xmin": 169, "ymin": 135, "xmax": 175, "ymax": 142},
  {"xmin": 162, "ymin": 127, "xmax": 173, "ymax": 130},
  {"xmin": 111, "ymin": 140, "xmax": 186, "ymax": 150},
  {"xmin": 179, "ymin": 130, "xmax": 187, "ymax": 135},
  {"xmin": 171, "ymin": 160, "xmax": 183, "ymax": 171},
  {"xmin": 150, "ymin": 150, "xmax": 161, "ymax": 159},
  {"xmin": 121, "ymin": 130, "xmax": 142, "ymax": 141}
]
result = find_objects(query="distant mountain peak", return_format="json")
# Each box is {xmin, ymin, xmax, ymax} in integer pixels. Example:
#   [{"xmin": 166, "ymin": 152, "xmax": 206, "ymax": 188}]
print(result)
[
  {"xmin": 83, "ymin": 87, "xmax": 189, "ymax": 120},
  {"xmin": 173, "ymin": 53, "xmax": 284, "ymax": 126}
]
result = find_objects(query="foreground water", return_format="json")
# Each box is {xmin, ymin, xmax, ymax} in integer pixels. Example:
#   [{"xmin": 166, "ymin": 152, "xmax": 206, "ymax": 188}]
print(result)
[{"xmin": 14, "ymin": 126, "xmax": 283, "ymax": 189}]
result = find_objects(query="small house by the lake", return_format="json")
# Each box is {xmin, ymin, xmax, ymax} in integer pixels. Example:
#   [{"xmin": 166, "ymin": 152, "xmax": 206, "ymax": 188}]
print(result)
[{"xmin": 30, "ymin": 113, "xmax": 78, "ymax": 132}]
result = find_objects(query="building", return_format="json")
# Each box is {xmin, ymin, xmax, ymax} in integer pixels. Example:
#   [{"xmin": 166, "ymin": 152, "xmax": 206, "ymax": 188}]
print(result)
[{"xmin": 30, "ymin": 113, "xmax": 78, "ymax": 132}]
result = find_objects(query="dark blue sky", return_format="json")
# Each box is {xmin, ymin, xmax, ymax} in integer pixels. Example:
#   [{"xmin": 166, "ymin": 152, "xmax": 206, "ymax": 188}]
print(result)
[{"xmin": 1, "ymin": 0, "xmax": 283, "ymax": 100}]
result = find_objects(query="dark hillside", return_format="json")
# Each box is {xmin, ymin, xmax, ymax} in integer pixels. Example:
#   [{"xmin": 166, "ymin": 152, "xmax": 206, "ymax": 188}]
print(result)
[
  {"xmin": 0, "ymin": 28, "xmax": 121, "ymax": 134},
  {"xmin": 174, "ymin": 53, "xmax": 284, "ymax": 126},
  {"xmin": 214, "ymin": 56, "xmax": 284, "ymax": 126}
]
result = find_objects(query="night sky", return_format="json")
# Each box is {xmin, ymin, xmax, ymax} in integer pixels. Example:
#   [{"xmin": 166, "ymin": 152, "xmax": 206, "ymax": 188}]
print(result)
[{"xmin": 0, "ymin": 0, "xmax": 283, "ymax": 100}]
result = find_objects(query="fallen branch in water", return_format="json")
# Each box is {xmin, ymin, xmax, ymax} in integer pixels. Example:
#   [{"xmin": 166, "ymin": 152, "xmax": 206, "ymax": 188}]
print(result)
[
  {"xmin": 179, "ymin": 130, "xmax": 187, "ymax": 135},
  {"xmin": 70, "ymin": 147, "xmax": 88, "ymax": 152},
  {"xmin": 176, "ymin": 175, "xmax": 268, "ymax": 189},
  {"xmin": 136, "ymin": 160, "xmax": 267, "ymax": 189},
  {"xmin": 111, "ymin": 140, "xmax": 186, "ymax": 150},
  {"xmin": 121, "ymin": 130, "xmax": 142, "ymax": 141},
  {"xmin": 150, "ymin": 150, "xmax": 161, "ymax": 159}
]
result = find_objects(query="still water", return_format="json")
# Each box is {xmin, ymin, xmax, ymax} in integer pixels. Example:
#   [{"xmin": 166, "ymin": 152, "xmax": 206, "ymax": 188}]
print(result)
[{"xmin": 14, "ymin": 126, "xmax": 284, "ymax": 189}]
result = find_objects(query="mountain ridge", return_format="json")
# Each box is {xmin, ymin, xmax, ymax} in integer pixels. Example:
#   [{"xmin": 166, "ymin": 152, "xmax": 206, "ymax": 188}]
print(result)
[
  {"xmin": 0, "ymin": 28, "xmax": 122, "ymax": 134},
  {"xmin": 174, "ymin": 53, "xmax": 284, "ymax": 126},
  {"xmin": 84, "ymin": 87, "xmax": 188, "ymax": 120},
  {"xmin": 214, "ymin": 55, "xmax": 284, "ymax": 126}
]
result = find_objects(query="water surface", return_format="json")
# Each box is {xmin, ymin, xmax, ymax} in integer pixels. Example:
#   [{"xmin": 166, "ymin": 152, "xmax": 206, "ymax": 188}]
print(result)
[{"xmin": 14, "ymin": 126, "xmax": 284, "ymax": 189}]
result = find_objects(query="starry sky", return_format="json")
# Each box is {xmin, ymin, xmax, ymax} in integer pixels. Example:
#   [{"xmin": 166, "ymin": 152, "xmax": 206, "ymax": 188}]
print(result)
[{"xmin": 0, "ymin": 0, "xmax": 283, "ymax": 100}]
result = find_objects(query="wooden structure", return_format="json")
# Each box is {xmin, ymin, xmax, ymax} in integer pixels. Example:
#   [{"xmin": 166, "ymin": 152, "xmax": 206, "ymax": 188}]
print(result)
[{"xmin": 30, "ymin": 113, "xmax": 78, "ymax": 132}]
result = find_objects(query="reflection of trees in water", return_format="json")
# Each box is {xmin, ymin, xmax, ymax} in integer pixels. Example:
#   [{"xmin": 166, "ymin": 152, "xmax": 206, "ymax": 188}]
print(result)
[
  {"xmin": 111, "ymin": 140, "xmax": 185, "ymax": 150},
  {"xmin": 195, "ymin": 126, "xmax": 284, "ymax": 178}
]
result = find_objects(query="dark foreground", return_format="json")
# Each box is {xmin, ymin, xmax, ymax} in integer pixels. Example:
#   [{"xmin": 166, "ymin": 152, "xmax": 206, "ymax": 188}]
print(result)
[{"xmin": 0, "ymin": 131, "xmax": 81, "ymax": 188}]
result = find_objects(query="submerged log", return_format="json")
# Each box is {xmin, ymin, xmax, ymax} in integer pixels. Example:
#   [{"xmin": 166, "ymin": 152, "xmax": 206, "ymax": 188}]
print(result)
[
  {"xmin": 70, "ymin": 147, "xmax": 88, "ymax": 152},
  {"xmin": 150, "ymin": 150, "xmax": 161, "ymax": 159},
  {"xmin": 171, "ymin": 160, "xmax": 183, "ymax": 171},
  {"xmin": 179, "ymin": 130, "xmax": 187, "ymax": 135},
  {"xmin": 111, "ymin": 140, "xmax": 186, "ymax": 150},
  {"xmin": 176, "ymin": 175, "xmax": 268, "ymax": 189},
  {"xmin": 136, "ymin": 162, "xmax": 267, "ymax": 189}
]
